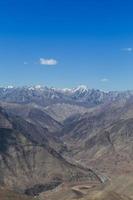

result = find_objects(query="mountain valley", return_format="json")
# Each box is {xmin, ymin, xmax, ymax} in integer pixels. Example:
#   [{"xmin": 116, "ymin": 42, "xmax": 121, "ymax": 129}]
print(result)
[{"xmin": 0, "ymin": 86, "xmax": 133, "ymax": 199}]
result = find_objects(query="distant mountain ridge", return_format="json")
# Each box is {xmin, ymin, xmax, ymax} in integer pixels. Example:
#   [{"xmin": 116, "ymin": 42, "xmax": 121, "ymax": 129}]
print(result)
[{"xmin": 0, "ymin": 85, "xmax": 133, "ymax": 107}]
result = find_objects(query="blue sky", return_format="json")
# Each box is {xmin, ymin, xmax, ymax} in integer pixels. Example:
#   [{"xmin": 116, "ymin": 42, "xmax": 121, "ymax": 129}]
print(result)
[{"xmin": 0, "ymin": 0, "xmax": 133, "ymax": 90}]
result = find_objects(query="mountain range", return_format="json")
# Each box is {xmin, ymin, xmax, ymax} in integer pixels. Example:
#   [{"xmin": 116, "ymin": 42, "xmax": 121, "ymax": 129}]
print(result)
[
  {"xmin": 0, "ymin": 85, "xmax": 133, "ymax": 199},
  {"xmin": 0, "ymin": 85, "xmax": 133, "ymax": 106}
]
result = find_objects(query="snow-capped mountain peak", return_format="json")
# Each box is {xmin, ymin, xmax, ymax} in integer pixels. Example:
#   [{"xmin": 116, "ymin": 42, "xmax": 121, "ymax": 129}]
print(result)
[
  {"xmin": 54, "ymin": 85, "xmax": 89, "ymax": 94},
  {"xmin": 0, "ymin": 85, "xmax": 133, "ymax": 107},
  {"xmin": 73, "ymin": 85, "xmax": 89, "ymax": 93}
]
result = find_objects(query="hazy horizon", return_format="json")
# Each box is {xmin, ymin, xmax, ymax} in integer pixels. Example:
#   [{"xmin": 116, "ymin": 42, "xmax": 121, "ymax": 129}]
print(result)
[{"xmin": 0, "ymin": 84, "xmax": 133, "ymax": 92}]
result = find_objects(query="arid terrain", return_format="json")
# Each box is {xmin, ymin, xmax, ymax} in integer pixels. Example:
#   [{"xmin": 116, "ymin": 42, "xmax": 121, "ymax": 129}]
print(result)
[{"xmin": 0, "ymin": 86, "xmax": 133, "ymax": 199}]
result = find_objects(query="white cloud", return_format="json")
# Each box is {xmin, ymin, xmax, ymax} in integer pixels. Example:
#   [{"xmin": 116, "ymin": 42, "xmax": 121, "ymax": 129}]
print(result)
[
  {"xmin": 39, "ymin": 58, "xmax": 58, "ymax": 65},
  {"xmin": 24, "ymin": 61, "xmax": 28, "ymax": 65},
  {"xmin": 121, "ymin": 48, "xmax": 133, "ymax": 52},
  {"xmin": 100, "ymin": 78, "xmax": 109, "ymax": 82}
]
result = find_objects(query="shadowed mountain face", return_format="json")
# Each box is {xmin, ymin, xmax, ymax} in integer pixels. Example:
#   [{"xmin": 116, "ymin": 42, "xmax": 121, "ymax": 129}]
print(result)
[
  {"xmin": 0, "ymin": 107, "xmax": 101, "ymax": 198},
  {"xmin": 60, "ymin": 98, "xmax": 133, "ymax": 177},
  {"xmin": 0, "ymin": 86, "xmax": 133, "ymax": 199}
]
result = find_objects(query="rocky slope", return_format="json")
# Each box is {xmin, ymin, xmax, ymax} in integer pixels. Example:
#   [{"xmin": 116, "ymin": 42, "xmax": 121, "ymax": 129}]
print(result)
[
  {"xmin": 0, "ymin": 187, "xmax": 37, "ymax": 200},
  {"xmin": 0, "ymin": 107, "xmax": 102, "ymax": 198},
  {"xmin": 60, "ymin": 98, "xmax": 133, "ymax": 177},
  {"xmin": 0, "ymin": 85, "xmax": 133, "ymax": 199}
]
